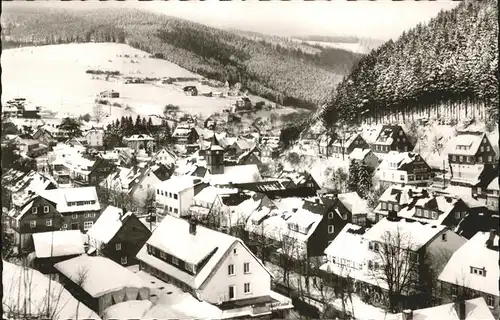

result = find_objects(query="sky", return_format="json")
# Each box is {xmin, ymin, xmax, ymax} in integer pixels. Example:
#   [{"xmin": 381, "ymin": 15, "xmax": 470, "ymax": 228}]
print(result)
[{"xmin": 4, "ymin": 1, "xmax": 460, "ymax": 41}]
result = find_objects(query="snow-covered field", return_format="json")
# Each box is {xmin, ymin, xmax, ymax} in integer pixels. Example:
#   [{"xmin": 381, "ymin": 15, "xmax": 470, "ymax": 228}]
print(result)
[{"xmin": 1, "ymin": 43, "xmax": 279, "ymax": 120}]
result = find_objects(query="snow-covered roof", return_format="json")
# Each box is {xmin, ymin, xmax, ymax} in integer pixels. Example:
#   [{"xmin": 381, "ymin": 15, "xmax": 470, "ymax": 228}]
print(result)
[
  {"xmin": 103, "ymin": 300, "xmax": 153, "ymax": 320},
  {"xmin": 488, "ymin": 177, "xmax": 499, "ymax": 191},
  {"xmin": 2, "ymin": 261, "xmax": 101, "ymax": 320},
  {"xmin": 364, "ymin": 218, "xmax": 445, "ymax": 250},
  {"xmin": 3, "ymin": 169, "xmax": 56, "ymax": 207},
  {"xmin": 193, "ymin": 186, "xmax": 239, "ymax": 205},
  {"xmin": 438, "ymin": 231, "xmax": 499, "ymax": 296},
  {"xmin": 389, "ymin": 297, "xmax": 495, "ymax": 320},
  {"xmin": 33, "ymin": 230, "xmax": 85, "ymax": 258},
  {"xmin": 323, "ymin": 224, "xmax": 368, "ymax": 275},
  {"xmin": 87, "ymin": 206, "xmax": 133, "ymax": 245},
  {"xmin": 54, "ymin": 255, "xmax": 149, "ymax": 297},
  {"xmin": 208, "ymin": 164, "xmax": 261, "ymax": 186},
  {"xmin": 140, "ymin": 215, "xmax": 272, "ymax": 289},
  {"xmin": 338, "ymin": 192, "xmax": 369, "ymax": 215},
  {"xmin": 156, "ymin": 175, "xmax": 202, "ymax": 193},
  {"xmin": 123, "ymin": 134, "xmax": 155, "ymax": 141},
  {"xmin": 398, "ymin": 194, "xmax": 462, "ymax": 225},
  {"xmin": 349, "ymin": 148, "xmax": 373, "ymax": 161},
  {"xmin": 445, "ymin": 131, "xmax": 485, "ymax": 156},
  {"xmin": 40, "ymin": 187, "xmax": 100, "ymax": 213},
  {"xmin": 378, "ymin": 151, "xmax": 426, "ymax": 171}
]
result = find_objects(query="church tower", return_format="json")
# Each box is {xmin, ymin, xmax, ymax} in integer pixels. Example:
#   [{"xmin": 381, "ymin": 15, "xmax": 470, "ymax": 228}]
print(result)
[{"xmin": 206, "ymin": 133, "xmax": 225, "ymax": 175}]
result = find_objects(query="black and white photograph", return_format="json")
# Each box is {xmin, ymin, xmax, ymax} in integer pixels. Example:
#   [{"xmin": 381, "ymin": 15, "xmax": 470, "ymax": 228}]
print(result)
[{"xmin": 1, "ymin": 1, "xmax": 498, "ymax": 319}]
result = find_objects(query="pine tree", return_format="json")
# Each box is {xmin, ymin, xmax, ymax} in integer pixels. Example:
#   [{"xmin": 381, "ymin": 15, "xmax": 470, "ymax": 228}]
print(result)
[
  {"xmin": 357, "ymin": 164, "xmax": 373, "ymax": 198},
  {"xmin": 347, "ymin": 160, "xmax": 360, "ymax": 192}
]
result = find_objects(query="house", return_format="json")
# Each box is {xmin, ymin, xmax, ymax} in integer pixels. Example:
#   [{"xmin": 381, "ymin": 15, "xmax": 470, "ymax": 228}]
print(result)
[
  {"xmin": 74, "ymin": 158, "xmax": 116, "ymax": 187},
  {"xmin": 123, "ymin": 134, "xmax": 156, "ymax": 153},
  {"xmin": 32, "ymin": 127, "xmax": 57, "ymax": 147},
  {"xmin": 328, "ymin": 133, "xmax": 369, "ymax": 159},
  {"xmin": 376, "ymin": 151, "xmax": 432, "ymax": 188},
  {"xmin": 2, "ymin": 105, "xmax": 19, "ymax": 118},
  {"xmin": 55, "ymin": 255, "xmax": 150, "ymax": 316},
  {"xmin": 445, "ymin": 131, "xmax": 498, "ymax": 201},
  {"xmin": 3, "ymin": 260, "xmax": 101, "ymax": 320},
  {"xmin": 237, "ymin": 146, "xmax": 262, "ymax": 166},
  {"xmin": 260, "ymin": 144, "xmax": 281, "ymax": 163},
  {"xmin": 2, "ymin": 169, "xmax": 57, "ymax": 209},
  {"xmin": 39, "ymin": 187, "xmax": 101, "ymax": 233},
  {"xmin": 389, "ymin": 297, "xmax": 495, "ymax": 320},
  {"xmin": 349, "ymin": 148, "xmax": 379, "ymax": 171},
  {"xmin": 32, "ymin": 230, "xmax": 85, "ymax": 278},
  {"xmin": 99, "ymin": 90, "xmax": 120, "ymax": 99},
  {"xmin": 83, "ymin": 128, "xmax": 104, "ymax": 148},
  {"xmin": 227, "ymin": 139, "xmax": 255, "ymax": 158},
  {"xmin": 373, "ymin": 186, "xmax": 476, "ymax": 228},
  {"xmin": 321, "ymin": 216, "xmax": 466, "ymax": 310},
  {"xmin": 321, "ymin": 192, "xmax": 370, "ymax": 226},
  {"xmin": 234, "ymin": 97, "xmax": 253, "ymax": 110},
  {"xmin": 486, "ymin": 177, "xmax": 499, "ymax": 212},
  {"xmin": 183, "ymin": 86, "xmax": 198, "ymax": 96},
  {"xmin": 438, "ymin": 230, "xmax": 499, "ymax": 317},
  {"xmin": 87, "ymin": 206, "xmax": 151, "ymax": 266},
  {"xmin": 370, "ymin": 125, "xmax": 414, "ymax": 157},
  {"xmin": 101, "ymin": 164, "xmax": 172, "ymax": 207},
  {"xmin": 151, "ymin": 148, "xmax": 177, "ymax": 167},
  {"xmin": 22, "ymin": 103, "xmax": 42, "ymax": 119},
  {"xmin": 136, "ymin": 215, "xmax": 293, "ymax": 318},
  {"xmin": 172, "ymin": 126, "xmax": 200, "ymax": 145},
  {"xmin": 155, "ymin": 175, "xmax": 206, "ymax": 217}
]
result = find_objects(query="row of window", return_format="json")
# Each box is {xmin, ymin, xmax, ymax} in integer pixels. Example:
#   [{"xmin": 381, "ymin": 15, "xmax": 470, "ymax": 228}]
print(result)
[
  {"xmin": 470, "ymin": 266, "xmax": 487, "ymax": 277},
  {"xmin": 32, "ymin": 206, "xmax": 50, "ymax": 214},
  {"xmin": 451, "ymin": 155, "xmax": 493, "ymax": 163},
  {"xmin": 380, "ymin": 202, "xmax": 400, "ymax": 212},
  {"xmin": 228, "ymin": 283, "xmax": 252, "ymax": 299},
  {"xmin": 164, "ymin": 206, "xmax": 179, "ymax": 215},
  {"xmin": 449, "ymin": 285, "xmax": 495, "ymax": 307},
  {"xmin": 68, "ymin": 200, "xmax": 96, "ymax": 206},
  {"xmin": 29, "ymin": 220, "xmax": 93, "ymax": 230},
  {"xmin": 415, "ymin": 208, "xmax": 438, "ymax": 220},
  {"xmin": 228, "ymin": 262, "xmax": 251, "ymax": 275},
  {"xmin": 157, "ymin": 189, "xmax": 179, "ymax": 199},
  {"xmin": 368, "ymin": 241, "xmax": 419, "ymax": 262}
]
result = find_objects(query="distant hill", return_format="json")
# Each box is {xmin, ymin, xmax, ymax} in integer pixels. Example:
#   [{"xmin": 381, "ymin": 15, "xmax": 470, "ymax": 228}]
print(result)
[
  {"xmin": 1, "ymin": 4, "xmax": 363, "ymax": 110},
  {"xmin": 319, "ymin": 0, "xmax": 498, "ymax": 127},
  {"xmin": 292, "ymin": 35, "xmax": 385, "ymax": 54}
]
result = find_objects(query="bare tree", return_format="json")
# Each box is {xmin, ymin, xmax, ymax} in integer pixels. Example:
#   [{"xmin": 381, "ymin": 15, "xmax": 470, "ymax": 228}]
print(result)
[
  {"xmin": 369, "ymin": 227, "xmax": 420, "ymax": 313},
  {"xmin": 74, "ymin": 266, "xmax": 89, "ymax": 320},
  {"xmin": 93, "ymin": 103, "xmax": 105, "ymax": 123}
]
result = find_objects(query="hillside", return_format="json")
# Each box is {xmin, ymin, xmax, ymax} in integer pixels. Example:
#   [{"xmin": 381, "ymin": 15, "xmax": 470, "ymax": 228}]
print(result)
[
  {"xmin": 319, "ymin": 0, "xmax": 498, "ymax": 127},
  {"xmin": 291, "ymin": 35, "xmax": 385, "ymax": 54},
  {"xmin": 1, "ymin": 4, "xmax": 362, "ymax": 110}
]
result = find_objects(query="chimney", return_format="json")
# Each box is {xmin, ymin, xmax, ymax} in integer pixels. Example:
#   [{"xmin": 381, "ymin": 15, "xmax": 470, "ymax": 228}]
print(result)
[
  {"xmin": 402, "ymin": 309, "xmax": 413, "ymax": 320},
  {"xmin": 486, "ymin": 229, "xmax": 496, "ymax": 249},
  {"xmin": 189, "ymin": 218, "xmax": 197, "ymax": 235},
  {"xmin": 454, "ymin": 299, "xmax": 466, "ymax": 320}
]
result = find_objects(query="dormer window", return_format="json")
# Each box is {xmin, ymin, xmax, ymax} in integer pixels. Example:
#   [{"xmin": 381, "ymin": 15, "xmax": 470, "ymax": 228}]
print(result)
[
  {"xmin": 470, "ymin": 266, "xmax": 486, "ymax": 277},
  {"xmin": 32, "ymin": 207, "xmax": 38, "ymax": 214}
]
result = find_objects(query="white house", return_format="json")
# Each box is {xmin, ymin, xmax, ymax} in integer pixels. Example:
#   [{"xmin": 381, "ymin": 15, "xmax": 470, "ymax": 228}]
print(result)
[
  {"xmin": 136, "ymin": 215, "xmax": 293, "ymax": 318},
  {"xmin": 321, "ymin": 216, "xmax": 466, "ymax": 305},
  {"xmin": 83, "ymin": 129, "xmax": 104, "ymax": 148},
  {"xmin": 151, "ymin": 148, "xmax": 177, "ymax": 167},
  {"xmin": 438, "ymin": 230, "xmax": 499, "ymax": 316},
  {"xmin": 376, "ymin": 151, "xmax": 432, "ymax": 188},
  {"xmin": 155, "ymin": 175, "xmax": 204, "ymax": 217}
]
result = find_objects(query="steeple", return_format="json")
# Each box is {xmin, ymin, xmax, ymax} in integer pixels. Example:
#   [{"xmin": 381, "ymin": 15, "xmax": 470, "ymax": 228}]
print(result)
[{"xmin": 207, "ymin": 132, "xmax": 225, "ymax": 174}]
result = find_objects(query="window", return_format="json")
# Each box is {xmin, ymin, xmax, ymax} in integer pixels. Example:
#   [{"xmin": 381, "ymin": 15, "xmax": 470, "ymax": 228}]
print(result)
[
  {"xmin": 424, "ymin": 210, "xmax": 430, "ymax": 218},
  {"xmin": 328, "ymin": 225, "xmax": 334, "ymax": 234},
  {"xmin": 455, "ymin": 211, "xmax": 461, "ymax": 219},
  {"xmin": 174, "ymin": 208, "xmax": 178, "ymax": 214},
  {"xmin": 477, "ymin": 187, "xmax": 482, "ymax": 194},
  {"xmin": 244, "ymin": 262, "xmax": 250, "ymax": 274},
  {"xmin": 374, "ymin": 262, "xmax": 380, "ymax": 270},
  {"xmin": 400, "ymin": 175, "xmax": 405, "ymax": 181},
  {"xmin": 381, "ymin": 202, "xmax": 387, "ymax": 210},
  {"xmin": 486, "ymin": 146, "xmax": 490, "ymax": 152},
  {"xmin": 467, "ymin": 156, "xmax": 472, "ymax": 163},
  {"xmin": 478, "ymin": 156, "xmax": 483, "ymax": 163},
  {"xmin": 394, "ymin": 205, "xmax": 399, "ymax": 212},
  {"xmin": 388, "ymin": 203, "xmax": 393, "ymax": 211},
  {"xmin": 470, "ymin": 266, "xmax": 486, "ymax": 277},
  {"xmin": 160, "ymin": 251, "xmax": 166, "ymax": 259},
  {"xmin": 233, "ymin": 248, "xmax": 237, "ymax": 255},
  {"xmin": 172, "ymin": 256, "xmax": 179, "ymax": 266},
  {"xmin": 452, "ymin": 155, "xmax": 457, "ymax": 161},
  {"xmin": 44, "ymin": 206, "xmax": 49, "ymax": 213},
  {"xmin": 368, "ymin": 260, "xmax": 373, "ymax": 270},
  {"xmin": 62, "ymin": 224, "xmax": 68, "ymax": 230},
  {"xmin": 228, "ymin": 264, "xmax": 235, "ymax": 276},
  {"xmin": 488, "ymin": 156, "xmax": 492, "ymax": 162},
  {"xmin": 459, "ymin": 156, "xmax": 464, "ymax": 162},
  {"xmin": 399, "ymin": 130, "xmax": 403, "ymax": 136},
  {"xmin": 30, "ymin": 221, "xmax": 36, "ymax": 228},
  {"xmin": 442, "ymin": 233, "xmax": 447, "ymax": 241},
  {"xmin": 431, "ymin": 212, "xmax": 437, "ymax": 219},
  {"xmin": 408, "ymin": 175, "xmax": 414, "ymax": 181},
  {"xmin": 369, "ymin": 242, "xmax": 374, "ymax": 251},
  {"xmin": 451, "ymin": 284, "xmax": 458, "ymax": 296},
  {"xmin": 46, "ymin": 219, "xmax": 52, "ymax": 227},
  {"xmin": 487, "ymin": 295, "xmax": 495, "ymax": 307},
  {"xmin": 116, "ymin": 243, "xmax": 122, "ymax": 251},
  {"xmin": 480, "ymin": 146, "xmax": 484, "ymax": 152},
  {"xmin": 328, "ymin": 212, "xmax": 334, "ymax": 219},
  {"xmin": 374, "ymin": 242, "xmax": 380, "ymax": 252},
  {"xmin": 157, "ymin": 189, "xmax": 160, "ymax": 195},
  {"xmin": 32, "ymin": 207, "xmax": 38, "ymax": 214},
  {"xmin": 83, "ymin": 221, "xmax": 93, "ymax": 230},
  {"xmin": 174, "ymin": 194, "xmax": 178, "ymax": 200},
  {"xmin": 244, "ymin": 283, "xmax": 251, "ymax": 294},
  {"xmin": 72, "ymin": 214, "xmax": 78, "ymax": 219},
  {"xmin": 229, "ymin": 286, "xmax": 235, "ymax": 299},
  {"xmin": 120, "ymin": 256, "xmax": 127, "ymax": 265},
  {"xmin": 169, "ymin": 193, "xmax": 172, "ymax": 198}
]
